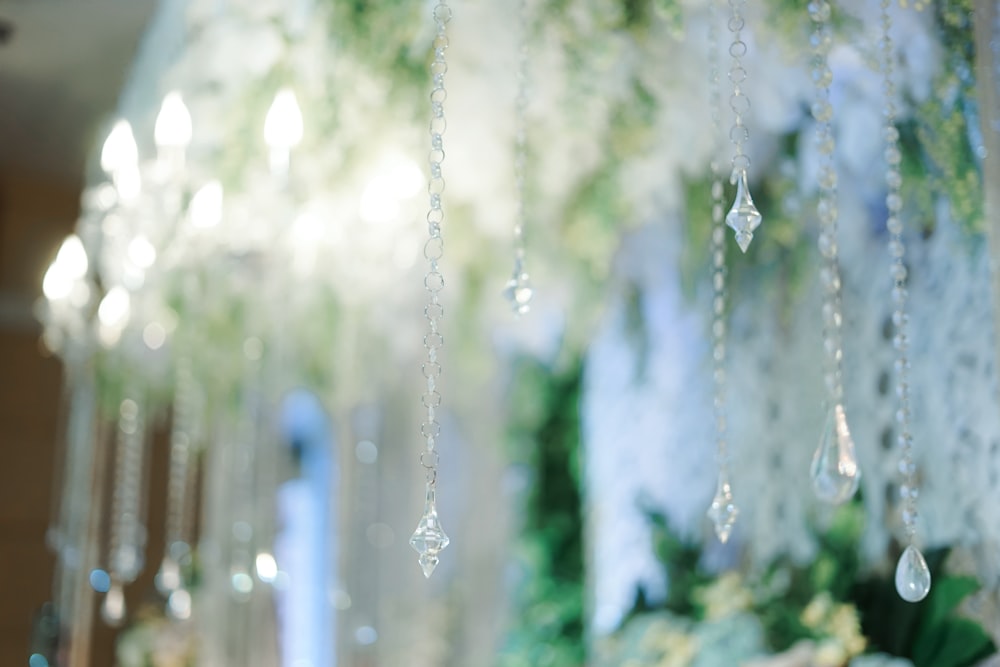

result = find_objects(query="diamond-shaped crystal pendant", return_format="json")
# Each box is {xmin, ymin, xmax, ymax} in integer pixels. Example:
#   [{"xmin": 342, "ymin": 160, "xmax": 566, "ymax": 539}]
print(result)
[
  {"xmin": 725, "ymin": 168, "xmax": 762, "ymax": 253},
  {"xmin": 895, "ymin": 545, "xmax": 931, "ymax": 602},
  {"xmin": 410, "ymin": 483, "xmax": 450, "ymax": 578},
  {"xmin": 810, "ymin": 403, "xmax": 861, "ymax": 504},
  {"xmin": 706, "ymin": 475, "xmax": 739, "ymax": 543},
  {"xmin": 503, "ymin": 261, "xmax": 534, "ymax": 316}
]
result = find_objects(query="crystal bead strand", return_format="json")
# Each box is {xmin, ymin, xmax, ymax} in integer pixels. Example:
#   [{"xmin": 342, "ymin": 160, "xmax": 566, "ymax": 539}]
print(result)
[
  {"xmin": 101, "ymin": 392, "xmax": 148, "ymax": 626},
  {"xmin": 155, "ymin": 356, "xmax": 199, "ymax": 619},
  {"xmin": 880, "ymin": 0, "xmax": 931, "ymax": 603},
  {"xmin": 724, "ymin": 0, "xmax": 763, "ymax": 252},
  {"xmin": 807, "ymin": 0, "xmax": 862, "ymax": 505},
  {"xmin": 409, "ymin": 0, "xmax": 452, "ymax": 579},
  {"xmin": 706, "ymin": 0, "xmax": 738, "ymax": 543},
  {"xmin": 503, "ymin": 0, "xmax": 534, "ymax": 315}
]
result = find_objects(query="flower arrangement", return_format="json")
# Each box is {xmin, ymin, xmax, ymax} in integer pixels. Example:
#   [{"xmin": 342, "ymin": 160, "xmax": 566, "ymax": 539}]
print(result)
[{"xmin": 596, "ymin": 502, "xmax": 996, "ymax": 667}]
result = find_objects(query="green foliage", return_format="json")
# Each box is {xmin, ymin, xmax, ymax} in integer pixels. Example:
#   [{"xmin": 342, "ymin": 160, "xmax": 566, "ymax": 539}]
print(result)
[
  {"xmin": 628, "ymin": 500, "xmax": 995, "ymax": 666},
  {"xmin": 854, "ymin": 548, "xmax": 995, "ymax": 667},
  {"xmin": 328, "ymin": 0, "xmax": 426, "ymax": 100},
  {"xmin": 644, "ymin": 511, "xmax": 714, "ymax": 619},
  {"xmin": 900, "ymin": 0, "xmax": 984, "ymax": 236},
  {"xmin": 498, "ymin": 359, "xmax": 586, "ymax": 667}
]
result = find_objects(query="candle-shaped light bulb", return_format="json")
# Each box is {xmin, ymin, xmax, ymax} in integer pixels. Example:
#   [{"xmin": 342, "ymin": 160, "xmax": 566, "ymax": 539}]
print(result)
[
  {"xmin": 264, "ymin": 88, "xmax": 303, "ymax": 178},
  {"xmin": 101, "ymin": 120, "xmax": 141, "ymax": 202},
  {"xmin": 264, "ymin": 88, "xmax": 303, "ymax": 149},
  {"xmin": 189, "ymin": 180, "xmax": 224, "ymax": 228},
  {"xmin": 154, "ymin": 92, "xmax": 193, "ymax": 150},
  {"xmin": 43, "ymin": 234, "xmax": 89, "ymax": 301},
  {"xmin": 101, "ymin": 120, "xmax": 138, "ymax": 176}
]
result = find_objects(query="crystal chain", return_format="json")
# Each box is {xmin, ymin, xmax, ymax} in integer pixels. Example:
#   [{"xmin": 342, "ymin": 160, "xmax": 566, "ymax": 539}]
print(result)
[
  {"xmin": 156, "ymin": 357, "xmax": 199, "ymax": 609},
  {"xmin": 727, "ymin": 0, "xmax": 751, "ymax": 174},
  {"xmin": 504, "ymin": 0, "xmax": 534, "ymax": 315},
  {"xmin": 410, "ymin": 0, "xmax": 452, "ymax": 579},
  {"xmin": 810, "ymin": 0, "xmax": 846, "ymax": 408},
  {"xmin": 102, "ymin": 391, "xmax": 147, "ymax": 626},
  {"xmin": 706, "ymin": 0, "xmax": 738, "ymax": 543},
  {"xmin": 880, "ymin": 0, "xmax": 931, "ymax": 603},
  {"xmin": 724, "ymin": 0, "xmax": 762, "ymax": 252},
  {"xmin": 806, "ymin": 0, "xmax": 862, "ymax": 507}
]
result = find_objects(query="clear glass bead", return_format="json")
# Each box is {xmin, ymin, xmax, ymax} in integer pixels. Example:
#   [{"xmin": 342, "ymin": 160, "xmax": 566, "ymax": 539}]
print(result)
[
  {"xmin": 811, "ymin": 100, "xmax": 833, "ymax": 122},
  {"xmin": 808, "ymin": 1, "xmax": 831, "ymax": 21}
]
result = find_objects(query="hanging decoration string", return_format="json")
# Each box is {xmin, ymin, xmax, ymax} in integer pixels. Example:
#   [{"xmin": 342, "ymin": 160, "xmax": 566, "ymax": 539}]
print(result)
[
  {"xmin": 155, "ymin": 355, "xmax": 200, "ymax": 621},
  {"xmin": 724, "ymin": 0, "xmax": 763, "ymax": 253},
  {"xmin": 101, "ymin": 389, "xmax": 148, "ymax": 626},
  {"xmin": 706, "ymin": 0, "xmax": 738, "ymax": 544},
  {"xmin": 409, "ymin": 0, "xmax": 452, "ymax": 580},
  {"xmin": 806, "ymin": 0, "xmax": 862, "ymax": 506},
  {"xmin": 880, "ymin": 0, "xmax": 931, "ymax": 603},
  {"xmin": 503, "ymin": 0, "xmax": 534, "ymax": 316}
]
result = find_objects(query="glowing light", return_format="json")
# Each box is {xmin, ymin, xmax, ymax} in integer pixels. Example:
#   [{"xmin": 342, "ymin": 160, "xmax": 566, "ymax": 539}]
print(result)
[
  {"xmin": 189, "ymin": 180, "xmax": 224, "ymax": 228},
  {"xmin": 114, "ymin": 165, "xmax": 142, "ymax": 202},
  {"xmin": 231, "ymin": 570, "xmax": 254, "ymax": 595},
  {"xmin": 128, "ymin": 236, "xmax": 157, "ymax": 269},
  {"xmin": 255, "ymin": 552, "xmax": 278, "ymax": 583},
  {"xmin": 167, "ymin": 589, "xmax": 192, "ymax": 620},
  {"xmin": 359, "ymin": 156, "xmax": 423, "ymax": 223},
  {"xmin": 89, "ymin": 569, "xmax": 111, "ymax": 593},
  {"xmin": 264, "ymin": 88, "xmax": 303, "ymax": 149},
  {"xmin": 98, "ymin": 287, "xmax": 130, "ymax": 328},
  {"xmin": 43, "ymin": 235, "xmax": 88, "ymax": 300},
  {"xmin": 56, "ymin": 235, "xmax": 88, "ymax": 277},
  {"xmin": 100, "ymin": 120, "xmax": 138, "ymax": 175},
  {"xmin": 154, "ymin": 92, "xmax": 193, "ymax": 149},
  {"xmin": 142, "ymin": 322, "xmax": 166, "ymax": 350},
  {"xmin": 291, "ymin": 210, "xmax": 325, "ymax": 244}
]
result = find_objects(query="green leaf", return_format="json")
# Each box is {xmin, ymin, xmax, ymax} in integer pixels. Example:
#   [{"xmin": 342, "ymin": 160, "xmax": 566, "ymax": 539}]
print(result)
[
  {"xmin": 919, "ymin": 576, "xmax": 980, "ymax": 634},
  {"xmin": 914, "ymin": 618, "xmax": 995, "ymax": 667}
]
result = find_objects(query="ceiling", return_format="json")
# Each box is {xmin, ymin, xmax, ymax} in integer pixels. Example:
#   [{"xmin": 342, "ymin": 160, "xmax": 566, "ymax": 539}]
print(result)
[{"xmin": 0, "ymin": 0, "xmax": 158, "ymax": 184}]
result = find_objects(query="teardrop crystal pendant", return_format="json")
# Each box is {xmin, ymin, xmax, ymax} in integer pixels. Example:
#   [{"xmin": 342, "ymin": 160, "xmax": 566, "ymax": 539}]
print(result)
[
  {"xmin": 811, "ymin": 403, "xmax": 861, "ymax": 504},
  {"xmin": 503, "ymin": 260, "xmax": 533, "ymax": 316},
  {"xmin": 101, "ymin": 582, "xmax": 126, "ymax": 627},
  {"xmin": 725, "ymin": 168, "xmax": 762, "ymax": 253},
  {"xmin": 895, "ymin": 545, "xmax": 931, "ymax": 602},
  {"xmin": 706, "ymin": 475, "xmax": 739, "ymax": 543},
  {"xmin": 155, "ymin": 555, "xmax": 182, "ymax": 595},
  {"xmin": 410, "ymin": 484, "xmax": 450, "ymax": 578}
]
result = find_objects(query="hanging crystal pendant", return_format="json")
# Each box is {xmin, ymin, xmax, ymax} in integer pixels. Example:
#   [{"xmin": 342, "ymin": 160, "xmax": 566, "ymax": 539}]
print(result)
[
  {"xmin": 410, "ymin": 483, "xmax": 450, "ymax": 578},
  {"xmin": 706, "ymin": 475, "xmax": 739, "ymax": 543},
  {"xmin": 895, "ymin": 545, "xmax": 931, "ymax": 602},
  {"xmin": 503, "ymin": 259, "xmax": 533, "ymax": 316},
  {"xmin": 810, "ymin": 403, "xmax": 861, "ymax": 504},
  {"xmin": 155, "ymin": 555, "xmax": 182, "ymax": 595},
  {"xmin": 101, "ymin": 582, "xmax": 126, "ymax": 626},
  {"xmin": 725, "ymin": 168, "xmax": 762, "ymax": 253}
]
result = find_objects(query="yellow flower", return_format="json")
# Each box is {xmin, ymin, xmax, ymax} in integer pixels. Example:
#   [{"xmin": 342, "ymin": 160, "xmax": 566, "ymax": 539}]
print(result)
[
  {"xmin": 696, "ymin": 572, "xmax": 753, "ymax": 620},
  {"xmin": 654, "ymin": 631, "xmax": 698, "ymax": 667},
  {"xmin": 638, "ymin": 619, "xmax": 698, "ymax": 667},
  {"xmin": 828, "ymin": 604, "xmax": 866, "ymax": 657},
  {"xmin": 800, "ymin": 593, "xmax": 834, "ymax": 629},
  {"xmin": 814, "ymin": 638, "xmax": 848, "ymax": 667}
]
